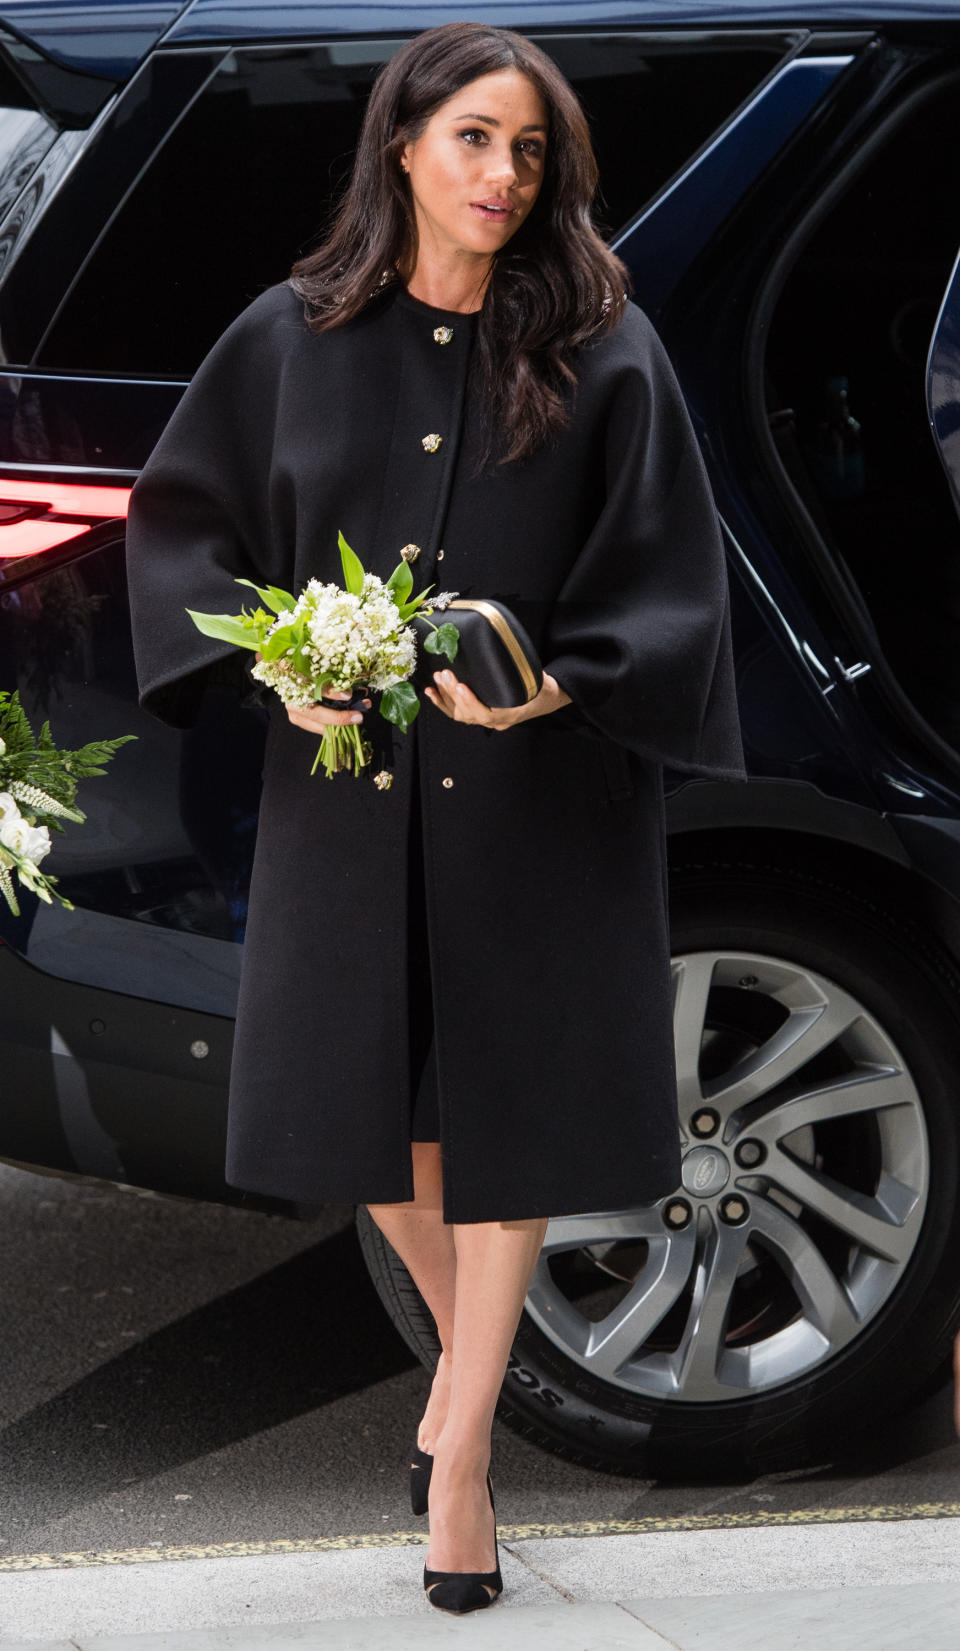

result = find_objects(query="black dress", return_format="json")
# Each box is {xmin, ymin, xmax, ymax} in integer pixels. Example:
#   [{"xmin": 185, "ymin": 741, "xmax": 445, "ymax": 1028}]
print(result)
[{"xmin": 407, "ymin": 720, "xmax": 440, "ymax": 1144}]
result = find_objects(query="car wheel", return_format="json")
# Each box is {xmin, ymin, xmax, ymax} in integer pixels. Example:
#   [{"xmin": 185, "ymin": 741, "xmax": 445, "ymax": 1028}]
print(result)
[{"xmin": 355, "ymin": 859, "xmax": 960, "ymax": 1478}]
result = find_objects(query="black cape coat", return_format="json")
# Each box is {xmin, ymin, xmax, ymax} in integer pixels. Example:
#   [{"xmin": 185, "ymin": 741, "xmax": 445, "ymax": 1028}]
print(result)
[{"xmin": 125, "ymin": 276, "xmax": 745, "ymax": 1224}]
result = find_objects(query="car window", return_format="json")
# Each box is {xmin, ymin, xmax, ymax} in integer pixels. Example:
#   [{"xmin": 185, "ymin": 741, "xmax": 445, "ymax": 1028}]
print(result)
[
  {"xmin": 0, "ymin": 49, "xmax": 57, "ymax": 231},
  {"xmin": 764, "ymin": 73, "xmax": 960, "ymax": 753},
  {"xmin": 35, "ymin": 33, "xmax": 787, "ymax": 376}
]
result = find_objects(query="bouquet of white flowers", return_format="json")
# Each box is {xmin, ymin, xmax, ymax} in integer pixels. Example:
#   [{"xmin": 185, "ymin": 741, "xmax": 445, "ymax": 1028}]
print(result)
[
  {"xmin": 0, "ymin": 690, "xmax": 137, "ymax": 916},
  {"xmin": 186, "ymin": 531, "xmax": 459, "ymax": 778}
]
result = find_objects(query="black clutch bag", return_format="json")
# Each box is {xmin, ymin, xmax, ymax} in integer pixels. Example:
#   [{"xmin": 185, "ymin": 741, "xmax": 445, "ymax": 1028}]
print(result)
[{"xmin": 413, "ymin": 598, "xmax": 543, "ymax": 708}]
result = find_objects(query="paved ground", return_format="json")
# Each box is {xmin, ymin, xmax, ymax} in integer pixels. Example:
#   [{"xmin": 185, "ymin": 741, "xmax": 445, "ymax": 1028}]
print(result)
[
  {"xmin": 2, "ymin": 1163, "xmax": 958, "ymax": 1646},
  {"xmin": 2, "ymin": 1165, "xmax": 958, "ymax": 1564},
  {"xmin": 1, "ymin": 1515, "xmax": 958, "ymax": 1646}
]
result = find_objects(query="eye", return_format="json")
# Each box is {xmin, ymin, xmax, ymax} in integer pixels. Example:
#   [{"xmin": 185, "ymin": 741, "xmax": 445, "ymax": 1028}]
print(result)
[{"xmin": 457, "ymin": 128, "xmax": 488, "ymax": 145}]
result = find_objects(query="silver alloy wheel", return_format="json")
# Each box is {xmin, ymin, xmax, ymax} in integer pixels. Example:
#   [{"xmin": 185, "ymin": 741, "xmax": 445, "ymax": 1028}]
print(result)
[{"xmin": 525, "ymin": 951, "xmax": 930, "ymax": 1403}]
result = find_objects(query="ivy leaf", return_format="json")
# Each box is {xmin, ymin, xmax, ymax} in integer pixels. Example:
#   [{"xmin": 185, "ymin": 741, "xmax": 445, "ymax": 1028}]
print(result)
[
  {"xmin": 380, "ymin": 682, "xmax": 420, "ymax": 733},
  {"xmin": 423, "ymin": 622, "xmax": 460, "ymax": 662},
  {"xmin": 338, "ymin": 529, "xmax": 366, "ymax": 596}
]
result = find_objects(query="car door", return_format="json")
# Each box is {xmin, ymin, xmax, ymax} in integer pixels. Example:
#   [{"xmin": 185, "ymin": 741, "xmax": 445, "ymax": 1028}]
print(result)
[{"xmin": 927, "ymin": 243, "xmax": 960, "ymax": 521}]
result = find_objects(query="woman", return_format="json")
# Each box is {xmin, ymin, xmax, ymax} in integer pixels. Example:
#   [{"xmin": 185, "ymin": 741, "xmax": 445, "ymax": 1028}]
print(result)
[{"xmin": 125, "ymin": 21, "xmax": 744, "ymax": 1615}]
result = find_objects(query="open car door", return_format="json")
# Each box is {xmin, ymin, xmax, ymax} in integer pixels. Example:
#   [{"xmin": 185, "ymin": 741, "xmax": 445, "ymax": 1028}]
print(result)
[{"xmin": 927, "ymin": 245, "xmax": 960, "ymax": 522}]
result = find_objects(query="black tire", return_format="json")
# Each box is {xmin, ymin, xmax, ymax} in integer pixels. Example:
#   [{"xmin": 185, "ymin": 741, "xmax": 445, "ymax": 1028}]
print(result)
[{"xmin": 356, "ymin": 858, "xmax": 960, "ymax": 1479}]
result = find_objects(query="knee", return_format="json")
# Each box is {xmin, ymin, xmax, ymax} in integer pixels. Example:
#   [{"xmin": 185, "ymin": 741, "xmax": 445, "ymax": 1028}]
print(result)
[
  {"xmin": 413, "ymin": 1140, "xmax": 442, "ymax": 1172},
  {"xmin": 412, "ymin": 1139, "xmax": 444, "ymax": 1203}
]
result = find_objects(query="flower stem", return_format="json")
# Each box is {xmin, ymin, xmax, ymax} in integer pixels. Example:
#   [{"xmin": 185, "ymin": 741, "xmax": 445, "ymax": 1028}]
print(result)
[{"xmin": 310, "ymin": 722, "xmax": 371, "ymax": 778}]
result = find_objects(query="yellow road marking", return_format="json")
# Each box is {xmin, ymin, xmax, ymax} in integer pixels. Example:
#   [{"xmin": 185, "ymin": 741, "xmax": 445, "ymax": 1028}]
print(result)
[{"xmin": 2, "ymin": 1502, "xmax": 959, "ymax": 1570}]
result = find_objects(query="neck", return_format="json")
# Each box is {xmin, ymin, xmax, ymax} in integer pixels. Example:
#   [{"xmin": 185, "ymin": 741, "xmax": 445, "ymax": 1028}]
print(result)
[{"xmin": 396, "ymin": 250, "xmax": 492, "ymax": 314}]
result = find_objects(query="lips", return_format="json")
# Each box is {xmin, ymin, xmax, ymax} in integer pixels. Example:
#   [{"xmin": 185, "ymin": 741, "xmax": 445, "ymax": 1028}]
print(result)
[{"xmin": 469, "ymin": 200, "xmax": 515, "ymax": 221}]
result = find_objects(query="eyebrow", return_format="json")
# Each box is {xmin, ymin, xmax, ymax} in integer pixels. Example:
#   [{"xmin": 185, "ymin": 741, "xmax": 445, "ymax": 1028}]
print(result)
[{"xmin": 451, "ymin": 112, "xmax": 548, "ymax": 134}]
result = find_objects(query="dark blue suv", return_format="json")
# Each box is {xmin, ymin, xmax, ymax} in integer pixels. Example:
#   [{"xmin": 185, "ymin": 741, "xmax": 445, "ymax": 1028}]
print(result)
[{"xmin": 3, "ymin": 0, "xmax": 960, "ymax": 1480}]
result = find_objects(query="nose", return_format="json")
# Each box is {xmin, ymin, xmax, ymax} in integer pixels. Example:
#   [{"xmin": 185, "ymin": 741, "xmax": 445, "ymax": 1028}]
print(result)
[{"xmin": 484, "ymin": 142, "xmax": 519, "ymax": 190}]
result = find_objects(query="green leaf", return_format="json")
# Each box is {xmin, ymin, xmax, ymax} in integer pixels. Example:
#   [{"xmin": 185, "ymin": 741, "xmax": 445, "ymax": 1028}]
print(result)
[
  {"xmin": 0, "ymin": 688, "xmax": 134, "ymax": 845},
  {"xmin": 185, "ymin": 609, "xmax": 260, "ymax": 649},
  {"xmin": 397, "ymin": 584, "xmax": 436, "ymax": 619},
  {"xmin": 0, "ymin": 690, "xmax": 34, "ymax": 756},
  {"xmin": 259, "ymin": 622, "xmax": 299, "ymax": 662},
  {"xmin": 338, "ymin": 529, "xmax": 366, "ymax": 596},
  {"xmin": 386, "ymin": 561, "xmax": 414, "ymax": 607},
  {"xmin": 233, "ymin": 577, "xmax": 297, "ymax": 614},
  {"xmin": 380, "ymin": 682, "xmax": 420, "ymax": 733},
  {"xmin": 423, "ymin": 622, "xmax": 460, "ymax": 662},
  {"xmin": 52, "ymin": 734, "xmax": 137, "ymax": 781}
]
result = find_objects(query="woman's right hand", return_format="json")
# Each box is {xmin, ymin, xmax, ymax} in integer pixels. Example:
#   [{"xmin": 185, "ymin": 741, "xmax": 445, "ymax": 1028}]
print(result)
[
  {"xmin": 254, "ymin": 653, "xmax": 371, "ymax": 731},
  {"xmin": 287, "ymin": 687, "xmax": 372, "ymax": 734}
]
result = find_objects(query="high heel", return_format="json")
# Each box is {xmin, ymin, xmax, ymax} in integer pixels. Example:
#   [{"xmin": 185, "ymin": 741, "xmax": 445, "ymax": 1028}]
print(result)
[
  {"xmin": 423, "ymin": 1471, "xmax": 503, "ymax": 1615},
  {"xmin": 410, "ymin": 1439, "xmax": 433, "ymax": 1516}
]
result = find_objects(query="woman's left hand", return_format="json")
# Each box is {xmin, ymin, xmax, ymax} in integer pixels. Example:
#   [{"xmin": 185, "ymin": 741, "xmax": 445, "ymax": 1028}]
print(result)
[{"xmin": 425, "ymin": 668, "xmax": 571, "ymax": 730}]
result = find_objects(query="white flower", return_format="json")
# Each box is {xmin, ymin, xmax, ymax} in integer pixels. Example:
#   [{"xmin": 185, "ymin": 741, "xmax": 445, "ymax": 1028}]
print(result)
[
  {"xmin": 0, "ymin": 818, "xmax": 50, "ymax": 871},
  {"xmin": 9, "ymin": 780, "xmax": 83, "ymax": 820},
  {"xmin": 249, "ymin": 566, "xmax": 419, "ymax": 723},
  {"xmin": 250, "ymin": 657, "xmax": 317, "ymax": 709},
  {"xmin": 290, "ymin": 577, "xmax": 416, "ymax": 693},
  {"xmin": 14, "ymin": 855, "xmax": 53, "ymax": 900},
  {"xmin": 0, "ymin": 801, "xmax": 51, "ymax": 864},
  {"xmin": 0, "ymin": 793, "xmax": 24, "ymax": 841}
]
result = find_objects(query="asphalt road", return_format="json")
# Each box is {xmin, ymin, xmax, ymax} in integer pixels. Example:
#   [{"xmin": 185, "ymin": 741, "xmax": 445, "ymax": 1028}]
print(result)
[{"xmin": 1, "ymin": 1163, "xmax": 957, "ymax": 1565}]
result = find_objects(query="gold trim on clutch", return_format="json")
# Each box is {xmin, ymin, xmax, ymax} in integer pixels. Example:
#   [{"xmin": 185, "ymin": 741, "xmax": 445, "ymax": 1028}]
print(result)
[{"xmin": 448, "ymin": 600, "xmax": 539, "ymax": 702}]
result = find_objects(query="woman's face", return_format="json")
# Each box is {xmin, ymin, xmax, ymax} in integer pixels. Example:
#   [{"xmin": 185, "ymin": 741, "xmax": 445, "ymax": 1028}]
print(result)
[{"xmin": 399, "ymin": 69, "xmax": 549, "ymax": 262}]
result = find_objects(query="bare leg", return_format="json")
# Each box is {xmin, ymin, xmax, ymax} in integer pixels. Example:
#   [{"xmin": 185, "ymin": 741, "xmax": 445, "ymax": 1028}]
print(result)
[
  {"xmin": 368, "ymin": 1155, "xmax": 549, "ymax": 1573},
  {"xmin": 366, "ymin": 1142, "xmax": 455, "ymax": 1450},
  {"xmin": 426, "ymin": 1216, "xmax": 548, "ymax": 1574}
]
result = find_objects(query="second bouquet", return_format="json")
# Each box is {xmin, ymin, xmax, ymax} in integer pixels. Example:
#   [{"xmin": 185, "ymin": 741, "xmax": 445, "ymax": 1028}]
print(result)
[{"xmin": 186, "ymin": 531, "xmax": 460, "ymax": 778}]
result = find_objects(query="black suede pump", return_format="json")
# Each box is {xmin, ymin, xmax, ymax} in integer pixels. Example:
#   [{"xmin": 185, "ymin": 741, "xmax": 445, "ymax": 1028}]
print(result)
[
  {"xmin": 422, "ymin": 1472, "xmax": 503, "ymax": 1615},
  {"xmin": 410, "ymin": 1440, "xmax": 433, "ymax": 1516}
]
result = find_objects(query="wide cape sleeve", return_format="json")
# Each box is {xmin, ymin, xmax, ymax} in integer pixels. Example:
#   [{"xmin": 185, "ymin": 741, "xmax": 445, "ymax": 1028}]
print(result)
[
  {"xmin": 124, "ymin": 288, "xmax": 290, "ymax": 729},
  {"xmin": 543, "ymin": 306, "xmax": 746, "ymax": 780}
]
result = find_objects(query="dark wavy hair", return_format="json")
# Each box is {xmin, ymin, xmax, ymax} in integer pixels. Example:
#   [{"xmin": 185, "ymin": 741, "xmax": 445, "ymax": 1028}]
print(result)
[{"xmin": 288, "ymin": 22, "xmax": 631, "ymax": 468}]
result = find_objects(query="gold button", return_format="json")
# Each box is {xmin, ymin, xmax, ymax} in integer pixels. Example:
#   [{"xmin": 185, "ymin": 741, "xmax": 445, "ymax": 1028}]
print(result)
[
  {"xmin": 400, "ymin": 543, "xmax": 421, "ymax": 563},
  {"xmin": 421, "ymin": 433, "xmax": 443, "ymax": 453},
  {"xmin": 442, "ymin": 776, "xmax": 454, "ymax": 788},
  {"xmin": 433, "ymin": 326, "xmax": 454, "ymax": 345},
  {"xmin": 437, "ymin": 548, "xmax": 445, "ymax": 562},
  {"xmin": 373, "ymin": 770, "xmax": 394, "ymax": 791}
]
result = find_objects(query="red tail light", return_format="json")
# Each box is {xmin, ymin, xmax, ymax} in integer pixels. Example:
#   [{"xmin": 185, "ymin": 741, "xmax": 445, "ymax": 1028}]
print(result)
[{"xmin": 0, "ymin": 479, "xmax": 131, "ymax": 559}]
